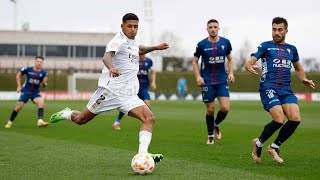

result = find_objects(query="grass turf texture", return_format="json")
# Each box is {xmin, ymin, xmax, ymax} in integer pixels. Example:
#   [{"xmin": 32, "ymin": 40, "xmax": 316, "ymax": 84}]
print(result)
[{"xmin": 0, "ymin": 100, "xmax": 319, "ymax": 179}]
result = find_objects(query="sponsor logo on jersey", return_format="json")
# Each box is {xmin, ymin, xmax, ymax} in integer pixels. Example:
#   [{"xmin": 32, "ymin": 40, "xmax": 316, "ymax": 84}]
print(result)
[
  {"xmin": 273, "ymin": 59, "xmax": 291, "ymax": 68},
  {"xmin": 209, "ymin": 56, "xmax": 225, "ymax": 64},
  {"xmin": 129, "ymin": 53, "xmax": 139, "ymax": 64},
  {"xmin": 204, "ymin": 48, "xmax": 213, "ymax": 51}
]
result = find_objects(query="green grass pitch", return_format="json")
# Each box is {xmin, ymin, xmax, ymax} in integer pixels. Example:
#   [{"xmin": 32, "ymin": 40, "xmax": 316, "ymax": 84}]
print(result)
[{"xmin": 0, "ymin": 100, "xmax": 319, "ymax": 179}]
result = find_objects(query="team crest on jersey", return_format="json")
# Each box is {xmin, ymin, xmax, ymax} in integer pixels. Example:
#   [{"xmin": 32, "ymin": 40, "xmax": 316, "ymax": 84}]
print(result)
[
  {"xmin": 221, "ymin": 45, "xmax": 225, "ymax": 50},
  {"xmin": 287, "ymin": 48, "xmax": 291, "ymax": 54},
  {"xmin": 40, "ymin": 73, "xmax": 42, "ymax": 77}
]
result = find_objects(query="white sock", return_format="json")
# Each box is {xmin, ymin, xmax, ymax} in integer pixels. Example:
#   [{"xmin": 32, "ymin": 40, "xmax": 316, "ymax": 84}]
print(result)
[
  {"xmin": 256, "ymin": 139, "xmax": 263, "ymax": 147},
  {"xmin": 7, "ymin": 120, "xmax": 13, "ymax": 125},
  {"xmin": 138, "ymin": 131, "xmax": 152, "ymax": 154},
  {"xmin": 38, "ymin": 119, "xmax": 44, "ymax": 122},
  {"xmin": 271, "ymin": 143, "xmax": 279, "ymax": 149},
  {"xmin": 61, "ymin": 111, "xmax": 73, "ymax": 120}
]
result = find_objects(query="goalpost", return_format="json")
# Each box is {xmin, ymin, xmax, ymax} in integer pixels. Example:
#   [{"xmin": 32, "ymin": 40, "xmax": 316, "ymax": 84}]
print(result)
[{"xmin": 68, "ymin": 73, "xmax": 101, "ymax": 93}]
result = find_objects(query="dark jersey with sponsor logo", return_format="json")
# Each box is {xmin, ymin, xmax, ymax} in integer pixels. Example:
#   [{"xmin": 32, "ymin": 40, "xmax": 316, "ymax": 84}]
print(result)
[
  {"xmin": 194, "ymin": 36, "xmax": 232, "ymax": 85},
  {"xmin": 20, "ymin": 66, "xmax": 47, "ymax": 94},
  {"xmin": 251, "ymin": 41, "xmax": 299, "ymax": 91}
]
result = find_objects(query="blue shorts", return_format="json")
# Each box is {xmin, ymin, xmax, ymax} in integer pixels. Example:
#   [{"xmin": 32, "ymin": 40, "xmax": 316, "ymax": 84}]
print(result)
[
  {"xmin": 18, "ymin": 91, "xmax": 41, "ymax": 103},
  {"xmin": 138, "ymin": 87, "xmax": 150, "ymax": 101},
  {"xmin": 260, "ymin": 88, "xmax": 298, "ymax": 111},
  {"xmin": 201, "ymin": 84, "xmax": 229, "ymax": 103}
]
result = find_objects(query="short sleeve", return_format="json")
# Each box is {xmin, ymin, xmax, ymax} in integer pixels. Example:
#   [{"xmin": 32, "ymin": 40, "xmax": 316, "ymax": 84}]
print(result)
[
  {"xmin": 251, "ymin": 43, "xmax": 267, "ymax": 60},
  {"xmin": 292, "ymin": 46, "xmax": 299, "ymax": 62},
  {"xmin": 20, "ymin": 67, "xmax": 28, "ymax": 75},
  {"xmin": 194, "ymin": 43, "xmax": 202, "ymax": 58},
  {"xmin": 106, "ymin": 38, "xmax": 124, "ymax": 53}
]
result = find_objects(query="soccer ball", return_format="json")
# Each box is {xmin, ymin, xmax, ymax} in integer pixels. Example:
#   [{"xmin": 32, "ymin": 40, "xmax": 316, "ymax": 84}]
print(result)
[{"xmin": 131, "ymin": 153, "xmax": 155, "ymax": 175}]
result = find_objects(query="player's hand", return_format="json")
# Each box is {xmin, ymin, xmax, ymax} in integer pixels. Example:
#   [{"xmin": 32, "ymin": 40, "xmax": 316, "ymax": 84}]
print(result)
[
  {"xmin": 151, "ymin": 82, "xmax": 156, "ymax": 90},
  {"xmin": 16, "ymin": 86, "xmax": 21, "ymax": 93},
  {"xmin": 42, "ymin": 82, "xmax": 48, "ymax": 88},
  {"xmin": 109, "ymin": 68, "xmax": 121, "ymax": 77},
  {"xmin": 245, "ymin": 64, "xmax": 259, "ymax": 75},
  {"xmin": 156, "ymin": 43, "xmax": 169, "ymax": 50},
  {"xmin": 196, "ymin": 76, "xmax": 205, "ymax": 86},
  {"xmin": 228, "ymin": 74, "xmax": 235, "ymax": 83},
  {"xmin": 302, "ymin": 78, "xmax": 315, "ymax": 89}
]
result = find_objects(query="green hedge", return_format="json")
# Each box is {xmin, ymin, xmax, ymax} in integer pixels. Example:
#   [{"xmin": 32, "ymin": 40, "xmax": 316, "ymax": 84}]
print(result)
[{"xmin": 0, "ymin": 72, "xmax": 319, "ymax": 93}]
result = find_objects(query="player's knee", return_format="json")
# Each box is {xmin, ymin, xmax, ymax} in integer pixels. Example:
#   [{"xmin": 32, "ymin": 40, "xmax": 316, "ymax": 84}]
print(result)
[
  {"xmin": 220, "ymin": 106, "xmax": 230, "ymax": 113},
  {"xmin": 206, "ymin": 109, "xmax": 214, "ymax": 115},
  {"xmin": 290, "ymin": 114, "xmax": 301, "ymax": 121},
  {"xmin": 145, "ymin": 114, "xmax": 155, "ymax": 125},
  {"xmin": 273, "ymin": 117, "xmax": 285, "ymax": 124}
]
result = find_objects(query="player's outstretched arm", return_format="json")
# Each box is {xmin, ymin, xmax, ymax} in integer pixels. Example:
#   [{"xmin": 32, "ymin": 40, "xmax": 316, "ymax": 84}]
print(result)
[
  {"xmin": 139, "ymin": 43, "xmax": 169, "ymax": 55},
  {"xmin": 293, "ymin": 61, "xmax": 316, "ymax": 89},
  {"xmin": 245, "ymin": 56, "xmax": 259, "ymax": 75}
]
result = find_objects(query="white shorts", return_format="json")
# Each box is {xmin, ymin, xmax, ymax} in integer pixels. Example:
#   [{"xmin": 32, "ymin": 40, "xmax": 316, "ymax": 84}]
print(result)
[{"xmin": 86, "ymin": 87, "xmax": 145, "ymax": 114}]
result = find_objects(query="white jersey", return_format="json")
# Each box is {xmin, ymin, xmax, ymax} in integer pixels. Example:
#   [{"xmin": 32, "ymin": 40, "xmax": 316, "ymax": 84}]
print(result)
[{"xmin": 98, "ymin": 32, "xmax": 140, "ymax": 96}]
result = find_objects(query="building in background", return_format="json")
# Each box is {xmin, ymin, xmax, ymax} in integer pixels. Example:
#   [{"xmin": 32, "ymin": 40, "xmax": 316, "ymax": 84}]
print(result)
[{"xmin": 0, "ymin": 30, "xmax": 115, "ymax": 73}]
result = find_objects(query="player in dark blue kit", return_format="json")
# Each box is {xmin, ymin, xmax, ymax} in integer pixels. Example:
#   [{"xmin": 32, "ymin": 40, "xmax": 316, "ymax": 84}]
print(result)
[
  {"xmin": 112, "ymin": 54, "xmax": 156, "ymax": 130},
  {"xmin": 5, "ymin": 56, "xmax": 49, "ymax": 128},
  {"xmin": 193, "ymin": 19, "xmax": 235, "ymax": 144},
  {"xmin": 245, "ymin": 17, "xmax": 315, "ymax": 164}
]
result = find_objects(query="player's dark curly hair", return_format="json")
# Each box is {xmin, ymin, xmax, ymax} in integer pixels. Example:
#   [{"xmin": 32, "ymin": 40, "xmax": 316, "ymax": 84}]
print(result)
[
  {"xmin": 272, "ymin": 17, "xmax": 288, "ymax": 29},
  {"xmin": 122, "ymin": 13, "xmax": 139, "ymax": 23},
  {"xmin": 207, "ymin": 19, "xmax": 219, "ymax": 25},
  {"xmin": 35, "ymin": 55, "xmax": 44, "ymax": 61}
]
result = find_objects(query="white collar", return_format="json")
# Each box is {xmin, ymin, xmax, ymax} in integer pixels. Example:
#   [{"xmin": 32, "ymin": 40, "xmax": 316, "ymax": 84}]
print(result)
[{"xmin": 120, "ymin": 31, "xmax": 135, "ymax": 43}]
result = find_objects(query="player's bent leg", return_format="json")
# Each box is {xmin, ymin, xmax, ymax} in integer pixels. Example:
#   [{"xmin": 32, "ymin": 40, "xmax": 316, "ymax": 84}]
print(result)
[
  {"xmin": 205, "ymin": 103, "xmax": 215, "ymax": 143},
  {"xmin": 33, "ymin": 97, "xmax": 49, "ymax": 127},
  {"xmin": 214, "ymin": 97, "xmax": 230, "ymax": 140},
  {"xmin": 113, "ymin": 112, "xmax": 125, "ymax": 130},
  {"xmin": 5, "ymin": 101, "xmax": 25, "ymax": 128},
  {"xmin": 128, "ymin": 105, "xmax": 162, "ymax": 163},
  {"xmin": 71, "ymin": 107, "xmax": 97, "ymax": 125},
  {"xmin": 128, "ymin": 105, "xmax": 155, "ymax": 132}
]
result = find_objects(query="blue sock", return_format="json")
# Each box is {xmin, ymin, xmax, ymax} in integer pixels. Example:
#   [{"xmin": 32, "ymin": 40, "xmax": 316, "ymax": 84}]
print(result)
[{"xmin": 115, "ymin": 112, "xmax": 125, "ymax": 123}]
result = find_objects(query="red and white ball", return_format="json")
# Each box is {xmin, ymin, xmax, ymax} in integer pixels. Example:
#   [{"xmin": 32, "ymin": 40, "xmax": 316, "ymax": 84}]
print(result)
[{"xmin": 131, "ymin": 153, "xmax": 155, "ymax": 175}]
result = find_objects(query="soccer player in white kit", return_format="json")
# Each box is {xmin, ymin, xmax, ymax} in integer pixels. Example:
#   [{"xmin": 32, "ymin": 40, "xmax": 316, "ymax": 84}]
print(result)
[{"xmin": 50, "ymin": 13, "xmax": 169, "ymax": 163}]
